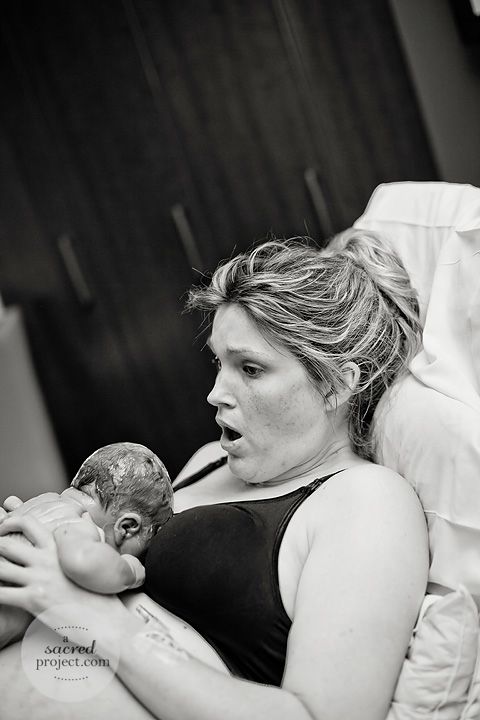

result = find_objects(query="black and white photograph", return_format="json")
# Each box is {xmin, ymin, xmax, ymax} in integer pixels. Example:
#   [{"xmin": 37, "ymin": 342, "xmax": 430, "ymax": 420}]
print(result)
[{"xmin": 0, "ymin": 1, "xmax": 479, "ymax": 717}]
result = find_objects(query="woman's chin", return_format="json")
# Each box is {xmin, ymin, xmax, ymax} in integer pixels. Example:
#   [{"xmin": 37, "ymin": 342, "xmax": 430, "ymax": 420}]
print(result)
[
  {"xmin": 226, "ymin": 455, "xmax": 270, "ymax": 486},
  {"xmin": 226, "ymin": 454, "xmax": 257, "ymax": 484}
]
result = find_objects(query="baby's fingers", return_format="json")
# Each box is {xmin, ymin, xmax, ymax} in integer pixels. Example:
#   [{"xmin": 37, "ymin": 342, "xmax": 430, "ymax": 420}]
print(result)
[{"xmin": 0, "ymin": 516, "xmax": 52, "ymax": 547}]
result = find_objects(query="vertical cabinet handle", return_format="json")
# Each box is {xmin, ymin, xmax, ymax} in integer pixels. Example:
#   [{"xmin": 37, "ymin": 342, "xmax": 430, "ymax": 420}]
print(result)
[
  {"xmin": 57, "ymin": 234, "xmax": 95, "ymax": 309},
  {"xmin": 171, "ymin": 204, "xmax": 203, "ymax": 271},
  {"xmin": 304, "ymin": 168, "xmax": 334, "ymax": 238}
]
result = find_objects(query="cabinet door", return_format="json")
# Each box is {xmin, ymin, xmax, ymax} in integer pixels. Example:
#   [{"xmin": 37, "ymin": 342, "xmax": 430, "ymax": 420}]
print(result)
[
  {"xmin": 269, "ymin": 0, "xmax": 438, "ymax": 227},
  {"xmin": 0, "ymin": 0, "xmax": 436, "ymax": 478},
  {"xmin": 0, "ymin": 1, "xmax": 220, "ymax": 477},
  {"xmin": 134, "ymin": 0, "xmax": 436, "ymax": 245},
  {"xmin": 133, "ymin": 0, "xmax": 329, "ymax": 256}
]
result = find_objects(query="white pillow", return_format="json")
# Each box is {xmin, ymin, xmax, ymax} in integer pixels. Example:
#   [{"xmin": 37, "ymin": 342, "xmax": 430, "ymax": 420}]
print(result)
[
  {"xmin": 387, "ymin": 587, "xmax": 480, "ymax": 720},
  {"xmin": 461, "ymin": 627, "xmax": 480, "ymax": 719},
  {"xmin": 354, "ymin": 182, "xmax": 480, "ymax": 595}
]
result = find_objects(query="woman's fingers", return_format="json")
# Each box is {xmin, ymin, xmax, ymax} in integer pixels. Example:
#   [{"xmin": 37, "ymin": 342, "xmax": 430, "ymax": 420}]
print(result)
[
  {"xmin": 0, "ymin": 538, "xmax": 33, "ymax": 566},
  {"xmin": 3, "ymin": 495, "xmax": 24, "ymax": 511},
  {"xmin": 0, "ymin": 516, "xmax": 52, "ymax": 548},
  {"xmin": 0, "ymin": 507, "xmax": 8, "ymax": 522},
  {"xmin": 0, "ymin": 556, "xmax": 28, "ymax": 585},
  {"xmin": 0, "ymin": 585, "xmax": 30, "ymax": 610}
]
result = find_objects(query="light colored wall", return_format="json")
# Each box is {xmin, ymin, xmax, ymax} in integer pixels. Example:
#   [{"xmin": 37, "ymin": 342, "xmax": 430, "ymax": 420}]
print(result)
[
  {"xmin": 0, "ymin": 308, "xmax": 67, "ymax": 501},
  {"xmin": 391, "ymin": 0, "xmax": 480, "ymax": 185}
]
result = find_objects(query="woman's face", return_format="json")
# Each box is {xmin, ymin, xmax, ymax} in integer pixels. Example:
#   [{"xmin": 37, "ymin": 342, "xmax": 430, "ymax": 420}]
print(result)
[{"xmin": 207, "ymin": 303, "xmax": 333, "ymax": 484}]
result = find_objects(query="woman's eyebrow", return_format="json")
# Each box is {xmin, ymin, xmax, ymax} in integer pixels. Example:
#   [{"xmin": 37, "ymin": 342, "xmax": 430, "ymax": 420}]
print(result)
[
  {"xmin": 226, "ymin": 348, "xmax": 270, "ymax": 360},
  {"xmin": 206, "ymin": 335, "xmax": 271, "ymax": 360},
  {"xmin": 207, "ymin": 341, "xmax": 269, "ymax": 361}
]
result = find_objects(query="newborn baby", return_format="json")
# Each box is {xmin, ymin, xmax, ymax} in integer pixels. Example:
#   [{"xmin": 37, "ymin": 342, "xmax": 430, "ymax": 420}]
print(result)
[{"xmin": 0, "ymin": 442, "xmax": 173, "ymax": 646}]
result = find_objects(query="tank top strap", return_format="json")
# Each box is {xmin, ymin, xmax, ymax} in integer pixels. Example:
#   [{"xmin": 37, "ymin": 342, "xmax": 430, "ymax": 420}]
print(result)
[
  {"xmin": 174, "ymin": 459, "xmax": 345, "ymax": 494},
  {"xmin": 271, "ymin": 469, "xmax": 345, "ymax": 540},
  {"xmin": 303, "ymin": 469, "xmax": 345, "ymax": 495},
  {"xmin": 173, "ymin": 455, "xmax": 228, "ymax": 492}
]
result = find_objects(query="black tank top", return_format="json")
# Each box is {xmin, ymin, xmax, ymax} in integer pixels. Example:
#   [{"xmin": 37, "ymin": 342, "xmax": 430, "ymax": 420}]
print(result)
[{"xmin": 144, "ymin": 459, "xmax": 340, "ymax": 686}]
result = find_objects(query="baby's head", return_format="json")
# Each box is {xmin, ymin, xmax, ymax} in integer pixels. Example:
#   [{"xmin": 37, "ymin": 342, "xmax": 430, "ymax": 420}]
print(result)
[{"xmin": 70, "ymin": 442, "xmax": 173, "ymax": 557}]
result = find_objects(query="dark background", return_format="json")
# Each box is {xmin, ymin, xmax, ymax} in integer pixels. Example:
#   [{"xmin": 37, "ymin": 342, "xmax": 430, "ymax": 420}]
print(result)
[{"xmin": 0, "ymin": 0, "xmax": 438, "ymax": 480}]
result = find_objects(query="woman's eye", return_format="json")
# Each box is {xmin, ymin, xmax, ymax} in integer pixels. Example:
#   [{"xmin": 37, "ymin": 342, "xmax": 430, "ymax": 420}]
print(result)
[
  {"xmin": 242, "ymin": 364, "xmax": 262, "ymax": 377},
  {"xmin": 211, "ymin": 355, "xmax": 221, "ymax": 371}
]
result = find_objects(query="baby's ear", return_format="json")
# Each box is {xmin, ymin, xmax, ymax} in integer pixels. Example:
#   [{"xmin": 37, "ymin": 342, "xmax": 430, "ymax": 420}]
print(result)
[{"xmin": 114, "ymin": 512, "xmax": 143, "ymax": 542}]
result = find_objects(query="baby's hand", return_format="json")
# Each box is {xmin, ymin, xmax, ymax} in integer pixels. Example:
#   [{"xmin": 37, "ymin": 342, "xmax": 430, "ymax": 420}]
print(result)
[{"xmin": 122, "ymin": 554, "xmax": 146, "ymax": 589}]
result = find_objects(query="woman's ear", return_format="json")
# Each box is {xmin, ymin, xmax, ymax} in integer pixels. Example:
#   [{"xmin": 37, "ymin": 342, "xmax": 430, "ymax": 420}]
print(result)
[
  {"xmin": 113, "ymin": 512, "xmax": 143, "ymax": 548},
  {"xmin": 342, "ymin": 361, "xmax": 361, "ymax": 394},
  {"xmin": 324, "ymin": 362, "xmax": 360, "ymax": 411}
]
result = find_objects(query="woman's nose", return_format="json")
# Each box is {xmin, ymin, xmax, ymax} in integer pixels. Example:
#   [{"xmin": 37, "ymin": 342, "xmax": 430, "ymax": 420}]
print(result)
[{"xmin": 207, "ymin": 371, "xmax": 235, "ymax": 407}]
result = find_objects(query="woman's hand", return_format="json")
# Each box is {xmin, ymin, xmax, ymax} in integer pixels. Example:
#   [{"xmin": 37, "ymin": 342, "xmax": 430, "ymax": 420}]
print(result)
[
  {"xmin": 0, "ymin": 513, "xmax": 77, "ymax": 614},
  {"xmin": 0, "ymin": 514, "xmax": 121, "ymax": 620}
]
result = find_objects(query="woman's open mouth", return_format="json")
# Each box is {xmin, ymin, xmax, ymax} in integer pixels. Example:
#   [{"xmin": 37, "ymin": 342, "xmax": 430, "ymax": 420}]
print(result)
[
  {"xmin": 217, "ymin": 416, "xmax": 244, "ymax": 448},
  {"xmin": 224, "ymin": 426, "xmax": 242, "ymax": 442},
  {"xmin": 218, "ymin": 419, "xmax": 244, "ymax": 448}
]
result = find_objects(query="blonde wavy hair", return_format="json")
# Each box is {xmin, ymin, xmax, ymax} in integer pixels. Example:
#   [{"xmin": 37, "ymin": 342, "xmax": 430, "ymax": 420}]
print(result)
[{"xmin": 187, "ymin": 231, "xmax": 422, "ymax": 459}]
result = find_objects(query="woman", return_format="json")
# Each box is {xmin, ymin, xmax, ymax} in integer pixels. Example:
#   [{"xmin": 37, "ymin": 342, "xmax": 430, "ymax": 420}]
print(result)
[{"xmin": 0, "ymin": 232, "xmax": 428, "ymax": 720}]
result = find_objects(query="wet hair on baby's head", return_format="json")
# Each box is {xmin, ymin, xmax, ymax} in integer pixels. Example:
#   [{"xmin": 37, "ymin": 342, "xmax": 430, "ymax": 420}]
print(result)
[{"xmin": 72, "ymin": 442, "xmax": 173, "ymax": 540}]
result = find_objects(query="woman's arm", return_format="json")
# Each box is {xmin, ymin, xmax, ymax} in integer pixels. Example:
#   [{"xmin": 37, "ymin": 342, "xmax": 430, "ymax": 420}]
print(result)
[
  {"xmin": 281, "ymin": 466, "xmax": 428, "ymax": 720},
  {"xmin": 0, "ymin": 465, "xmax": 428, "ymax": 720},
  {"xmin": 0, "ymin": 640, "xmax": 158, "ymax": 720}
]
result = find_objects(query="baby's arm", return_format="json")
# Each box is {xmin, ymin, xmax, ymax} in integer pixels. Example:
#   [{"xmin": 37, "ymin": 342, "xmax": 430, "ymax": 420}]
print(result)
[{"xmin": 54, "ymin": 520, "xmax": 145, "ymax": 594}]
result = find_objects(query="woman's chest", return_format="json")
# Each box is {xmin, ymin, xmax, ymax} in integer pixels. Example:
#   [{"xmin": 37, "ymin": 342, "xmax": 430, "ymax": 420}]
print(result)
[{"xmin": 151, "ymin": 487, "xmax": 323, "ymax": 622}]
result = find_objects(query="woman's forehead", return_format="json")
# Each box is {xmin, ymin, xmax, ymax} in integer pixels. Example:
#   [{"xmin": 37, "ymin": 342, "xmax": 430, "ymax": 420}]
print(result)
[{"xmin": 209, "ymin": 304, "xmax": 285, "ymax": 357}]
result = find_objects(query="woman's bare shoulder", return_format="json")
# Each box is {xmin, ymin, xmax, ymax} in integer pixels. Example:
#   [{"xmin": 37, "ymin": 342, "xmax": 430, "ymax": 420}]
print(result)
[
  {"xmin": 324, "ymin": 462, "xmax": 419, "ymax": 500},
  {"xmin": 306, "ymin": 461, "xmax": 425, "ymax": 531},
  {"xmin": 173, "ymin": 441, "xmax": 224, "ymax": 485}
]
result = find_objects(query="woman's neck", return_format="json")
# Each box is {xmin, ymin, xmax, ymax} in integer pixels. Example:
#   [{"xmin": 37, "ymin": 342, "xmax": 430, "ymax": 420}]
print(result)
[{"xmin": 244, "ymin": 439, "xmax": 366, "ymax": 489}]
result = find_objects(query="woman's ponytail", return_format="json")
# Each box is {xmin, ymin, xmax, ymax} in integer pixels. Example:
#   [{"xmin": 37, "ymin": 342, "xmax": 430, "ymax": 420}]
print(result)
[
  {"xmin": 327, "ymin": 229, "xmax": 421, "ymax": 337},
  {"xmin": 325, "ymin": 228, "xmax": 422, "ymax": 457}
]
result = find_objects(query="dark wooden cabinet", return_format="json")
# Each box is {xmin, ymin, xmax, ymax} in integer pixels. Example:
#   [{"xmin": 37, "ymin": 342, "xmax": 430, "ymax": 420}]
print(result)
[{"xmin": 0, "ymin": 0, "xmax": 437, "ymax": 478}]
